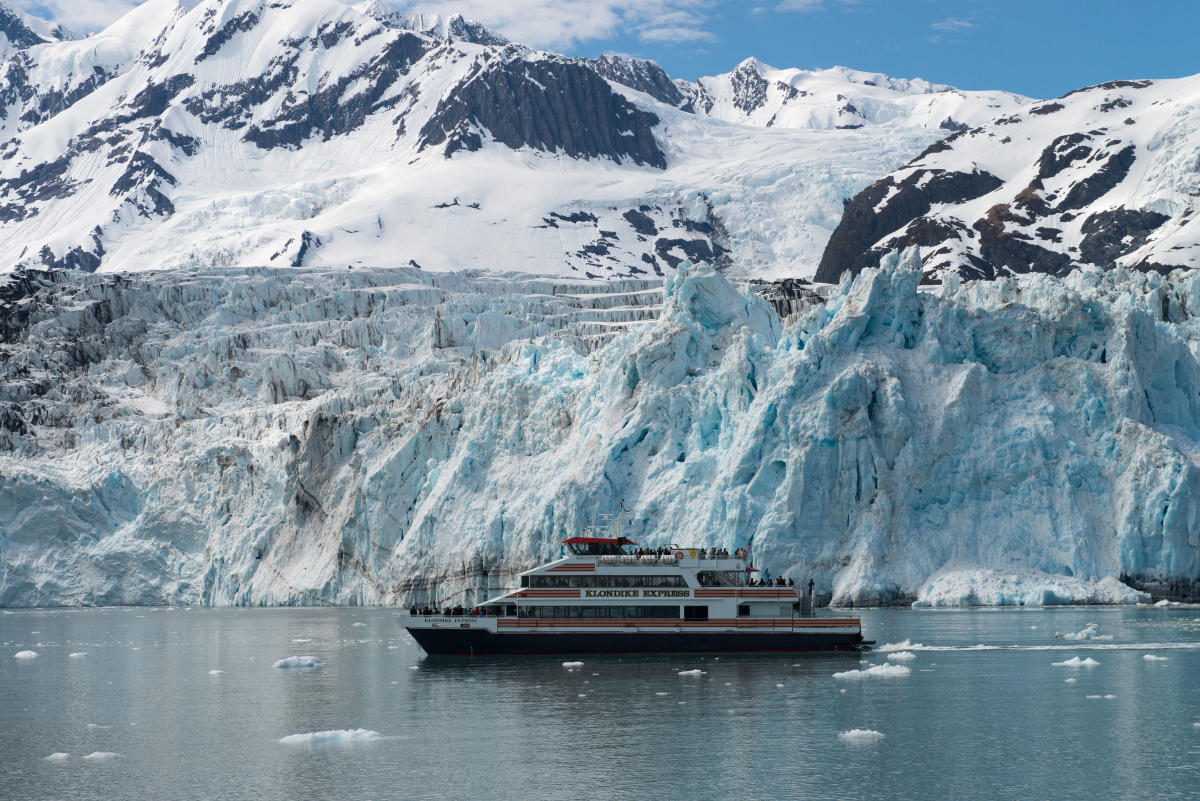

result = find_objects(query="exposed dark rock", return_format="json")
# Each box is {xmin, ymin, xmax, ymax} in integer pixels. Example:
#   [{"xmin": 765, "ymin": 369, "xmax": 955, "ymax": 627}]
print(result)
[
  {"xmin": 0, "ymin": 6, "xmax": 47, "ymax": 50},
  {"xmin": 1036, "ymin": 133, "xmax": 1093, "ymax": 180},
  {"xmin": 0, "ymin": 155, "xmax": 82, "ymax": 222},
  {"xmin": 1057, "ymin": 145, "xmax": 1136, "ymax": 210},
  {"xmin": 195, "ymin": 10, "xmax": 260, "ymax": 63},
  {"xmin": 815, "ymin": 168, "xmax": 1004, "ymax": 282},
  {"xmin": 1099, "ymin": 96, "xmax": 1133, "ymax": 112},
  {"xmin": 1061, "ymin": 79, "xmax": 1152, "ymax": 99},
  {"xmin": 1029, "ymin": 102, "xmax": 1064, "ymax": 115},
  {"xmin": 293, "ymin": 231, "xmax": 321, "ymax": 267},
  {"xmin": 623, "ymin": 209, "xmax": 657, "ymax": 237},
  {"xmin": 418, "ymin": 54, "xmax": 666, "ymax": 168},
  {"xmin": 585, "ymin": 54, "xmax": 685, "ymax": 107},
  {"xmin": 748, "ymin": 277, "xmax": 822, "ymax": 317},
  {"xmin": 1079, "ymin": 208, "xmax": 1169, "ymax": 266},
  {"xmin": 939, "ymin": 117, "xmax": 968, "ymax": 132},
  {"xmin": 728, "ymin": 60, "xmax": 769, "ymax": 114},
  {"xmin": 973, "ymin": 204, "xmax": 1071, "ymax": 276}
]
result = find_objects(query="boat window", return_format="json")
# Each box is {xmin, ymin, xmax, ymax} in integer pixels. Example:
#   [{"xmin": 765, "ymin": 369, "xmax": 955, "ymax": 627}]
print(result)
[
  {"xmin": 527, "ymin": 575, "xmax": 688, "ymax": 588},
  {"xmin": 683, "ymin": 606, "xmax": 709, "ymax": 621},
  {"xmin": 737, "ymin": 604, "xmax": 750, "ymax": 617},
  {"xmin": 520, "ymin": 575, "xmax": 529, "ymax": 587}
]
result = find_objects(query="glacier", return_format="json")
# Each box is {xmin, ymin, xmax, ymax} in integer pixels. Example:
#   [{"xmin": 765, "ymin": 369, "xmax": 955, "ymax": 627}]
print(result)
[{"xmin": 1, "ymin": 253, "xmax": 1199, "ymax": 607}]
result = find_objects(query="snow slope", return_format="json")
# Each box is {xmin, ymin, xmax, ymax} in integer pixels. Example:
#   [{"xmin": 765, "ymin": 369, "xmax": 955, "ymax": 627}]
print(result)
[
  {"xmin": 816, "ymin": 76, "xmax": 1200, "ymax": 283},
  {"xmin": 2, "ymin": 256, "xmax": 1197, "ymax": 606},
  {"xmin": 0, "ymin": 0, "xmax": 1030, "ymax": 280}
]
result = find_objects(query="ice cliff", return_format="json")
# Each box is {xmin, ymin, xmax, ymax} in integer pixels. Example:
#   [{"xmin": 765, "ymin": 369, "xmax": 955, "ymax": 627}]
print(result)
[{"xmin": 1, "ymin": 255, "xmax": 1198, "ymax": 606}]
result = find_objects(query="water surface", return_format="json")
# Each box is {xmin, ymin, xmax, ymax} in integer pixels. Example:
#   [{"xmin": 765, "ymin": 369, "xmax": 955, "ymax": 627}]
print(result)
[{"xmin": 2, "ymin": 606, "xmax": 1198, "ymax": 800}]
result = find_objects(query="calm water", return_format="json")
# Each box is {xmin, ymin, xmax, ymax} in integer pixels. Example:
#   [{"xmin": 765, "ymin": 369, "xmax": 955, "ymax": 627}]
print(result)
[{"xmin": 2, "ymin": 606, "xmax": 1198, "ymax": 801}]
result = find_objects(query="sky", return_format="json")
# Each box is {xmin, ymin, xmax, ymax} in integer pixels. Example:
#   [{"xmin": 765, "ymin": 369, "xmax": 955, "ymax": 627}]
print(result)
[{"xmin": 13, "ymin": 0, "xmax": 1200, "ymax": 99}]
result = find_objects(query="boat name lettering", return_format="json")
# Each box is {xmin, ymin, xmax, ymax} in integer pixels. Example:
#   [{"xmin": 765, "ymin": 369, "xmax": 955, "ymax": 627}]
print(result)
[{"xmin": 582, "ymin": 589, "xmax": 692, "ymax": 598}]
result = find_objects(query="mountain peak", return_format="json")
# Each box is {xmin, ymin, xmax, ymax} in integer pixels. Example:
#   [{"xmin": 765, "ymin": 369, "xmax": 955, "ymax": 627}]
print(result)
[{"xmin": 358, "ymin": 4, "xmax": 508, "ymax": 46}]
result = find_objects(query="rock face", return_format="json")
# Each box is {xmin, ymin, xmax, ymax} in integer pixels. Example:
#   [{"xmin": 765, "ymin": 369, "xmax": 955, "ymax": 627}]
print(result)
[
  {"xmin": 0, "ymin": 0, "xmax": 1029, "ymax": 280},
  {"xmin": 815, "ymin": 77, "xmax": 1200, "ymax": 283},
  {"xmin": 2, "ymin": 257, "xmax": 1198, "ymax": 606}
]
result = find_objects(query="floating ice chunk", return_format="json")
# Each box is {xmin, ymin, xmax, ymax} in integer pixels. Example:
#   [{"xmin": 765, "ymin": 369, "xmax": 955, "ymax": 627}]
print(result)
[
  {"xmin": 82, "ymin": 752, "xmax": 121, "ymax": 761},
  {"xmin": 1193, "ymin": 722, "xmax": 1200, "ymax": 728},
  {"xmin": 886, "ymin": 651, "xmax": 917, "ymax": 662},
  {"xmin": 279, "ymin": 729, "xmax": 382, "ymax": 746},
  {"xmin": 833, "ymin": 664, "xmax": 911, "ymax": 680},
  {"xmin": 775, "ymin": 683, "xmax": 785, "ymax": 688},
  {"xmin": 1143, "ymin": 654, "xmax": 1169, "ymax": 662},
  {"xmin": 14, "ymin": 650, "xmax": 37, "ymax": 659},
  {"xmin": 352, "ymin": 622, "xmax": 366, "ymax": 627},
  {"xmin": 1064, "ymin": 678, "xmax": 1077, "ymax": 683},
  {"xmin": 209, "ymin": 669, "xmax": 225, "ymax": 675},
  {"xmin": 291, "ymin": 638, "xmax": 313, "ymax": 644},
  {"xmin": 1052, "ymin": 657, "xmax": 1101, "ymax": 668},
  {"xmin": 44, "ymin": 752, "xmax": 70, "ymax": 762},
  {"xmin": 877, "ymin": 640, "xmax": 922, "ymax": 652},
  {"xmin": 1086, "ymin": 695, "xmax": 1101, "ymax": 699},
  {"xmin": 677, "ymin": 669, "xmax": 707, "ymax": 676},
  {"xmin": 86, "ymin": 723, "xmax": 111, "ymax": 730},
  {"xmin": 655, "ymin": 692, "xmax": 670, "ymax": 696},
  {"xmin": 273, "ymin": 656, "xmax": 324, "ymax": 669},
  {"xmin": 562, "ymin": 661, "xmax": 584, "ymax": 669},
  {"xmin": 387, "ymin": 645, "xmax": 399, "ymax": 650},
  {"xmin": 1056, "ymin": 625, "xmax": 1100, "ymax": 641},
  {"xmin": 838, "ymin": 729, "xmax": 884, "ymax": 743},
  {"xmin": 1104, "ymin": 694, "xmax": 1117, "ymax": 699},
  {"xmin": 840, "ymin": 689, "xmax": 847, "ymax": 694},
  {"xmin": 69, "ymin": 652, "xmax": 87, "ymax": 658},
  {"xmin": 577, "ymin": 693, "xmax": 587, "ymax": 698},
  {"xmin": 408, "ymin": 665, "xmax": 419, "ymax": 670}
]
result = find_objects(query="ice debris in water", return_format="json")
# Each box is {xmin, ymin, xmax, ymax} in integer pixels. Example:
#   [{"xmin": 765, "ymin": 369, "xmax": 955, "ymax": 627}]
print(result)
[
  {"xmin": 838, "ymin": 729, "xmax": 885, "ymax": 743},
  {"xmin": 291, "ymin": 638, "xmax": 313, "ymax": 643},
  {"xmin": 1064, "ymin": 678, "xmax": 1077, "ymax": 684},
  {"xmin": 86, "ymin": 723, "xmax": 111, "ymax": 730},
  {"xmin": 1056, "ymin": 625, "xmax": 1109, "ymax": 641},
  {"xmin": 886, "ymin": 651, "xmax": 917, "ymax": 662},
  {"xmin": 69, "ymin": 652, "xmax": 87, "ymax": 658},
  {"xmin": 82, "ymin": 752, "xmax": 121, "ymax": 761},
  {"xmin": 878, "ymin": 640, "xmax": 922, "ymax": 652},
  {"xmin": 279, "ymin": 729, "xmax": 382, "ymax": 746},
  {"xmin": 678, "ymin": 669, "xmax": 707, "ymax": 676},
  {"xmin": 1104, "ymin": 694, "xmax": 1117, "ymax": 699},
  {"xmin": 273, "ymin": 656, "xmax": 324, "ymax": 669},
  {"xmin": 562, "ymin": 661, "xmax": 584, "ymax": 669},
  {"xmin": 655, "ymin": 692, "xmax": 670, "ymax": 696},
  {"xmin": 209, "ymin": 669, "xmax": 225, "ymax": 675},
  {"xmin": 14, "ymin": 650, "xmax": 37, "ymax": 659},
  {"xmin": 1087, "ymin": 695, "xmax": 1102, "ymax": 699},
  {"xmin": 44, "ymin": 753, "xmax": 70, "ymax": 762},
  {"xmin": 1052, "ymin": 657, "xmax": 1101, "ymax": 668},
  {"xmin": 1143, "ymin": 654, "xmax": 1169, "ymax": 661},
  {"xmin": 352, "ymin": 622, "xmax": 366, "ymax": 627},
  {"xmin": 833, "ymin": 664, "xmax": 911, "ymax": 680}
]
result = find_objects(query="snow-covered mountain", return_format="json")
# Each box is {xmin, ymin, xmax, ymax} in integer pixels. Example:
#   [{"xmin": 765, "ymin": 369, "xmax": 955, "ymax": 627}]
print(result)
[
  {"xmin": 815, "ymin": 77, "xmax": 1200, "ymax": 284},
  {"xmin": 1, "ymin": 257, "xmax": 1197, "ymax": 606},
  {"xmin": 0, "ymin": 0, "xmax": 1029, "ymax": 279}
]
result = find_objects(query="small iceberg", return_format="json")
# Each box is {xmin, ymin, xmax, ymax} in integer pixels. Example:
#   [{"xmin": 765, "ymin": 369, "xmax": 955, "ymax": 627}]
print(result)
[
  {"xmin": 1052, "ymin": 657, "xmax": 1100, "ymax": 668},
  {"xmin": 833, "ymin": 664, "xmax": 911, "ymax": 680},
  {"xmin": 838, "ymin": 729, "xmax": 885, "ymax": 743},
  {"xmin": 886, "ymin": 651, "xmax": 917, "ymax": 662},
  {"xmin": 208, "ymin": 669, "xmax": 225, "ymax": 675},
  {"xmin": 877, "ymin": 640, "xmax": 922, "ymax": 652},
  {"xmin": 562, "ymin": 661, "xmax": 584, "ymax": 669},
  {"xmin": 677, "ymin": 669, "xmax": 707, "ymax": 676},
  {"xmin": 279, "ymin": 729, "xmax": 382, "ymax": 746},
  {"xmin": 82, "ymin": 752, "xmax": 121, "ymax": 761},
  {"xmin": 273, "ymin": 656, "xmax": 324, "ymax": 669},
  {"xmin": 44, "ymin": 753, "xmax": 70, "ymax": 762},
  {"xmin": 14, "ymin": 650, "xmax": 37, "ymax": 660},
  {"xmin": 1143, "ymin": 654, "xmax": 1169, "ymax": 662}
]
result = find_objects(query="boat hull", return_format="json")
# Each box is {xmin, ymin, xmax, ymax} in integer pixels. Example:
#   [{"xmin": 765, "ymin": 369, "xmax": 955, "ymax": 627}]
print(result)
[{"xmin": 405, "ymin": 626, "xmax": 862, "ymax": 655}]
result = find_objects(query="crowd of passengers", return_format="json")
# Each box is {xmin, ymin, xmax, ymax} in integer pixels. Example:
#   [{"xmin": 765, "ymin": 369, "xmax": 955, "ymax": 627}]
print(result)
[{"xmin": 632, "ymin": 546, "xmax": 746, "ymax": 559}]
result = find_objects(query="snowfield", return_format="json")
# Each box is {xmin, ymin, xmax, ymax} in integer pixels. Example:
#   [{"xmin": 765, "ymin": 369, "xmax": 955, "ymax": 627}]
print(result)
[{"xmin": 1, "ymin": 252, "xmax": 1198, "ymax": 607}]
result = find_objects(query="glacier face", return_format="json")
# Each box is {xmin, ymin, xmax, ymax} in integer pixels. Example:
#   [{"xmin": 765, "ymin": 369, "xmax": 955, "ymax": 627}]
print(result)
[{"xmin": 1, "ymin": 257, "xmax": 1198, "ymax": 607}]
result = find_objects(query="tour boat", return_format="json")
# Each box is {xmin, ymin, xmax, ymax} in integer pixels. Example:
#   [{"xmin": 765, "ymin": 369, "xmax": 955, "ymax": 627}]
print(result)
[{"xmin": 398, "ymin": 536, "xmax": 865, "ymax": 655}]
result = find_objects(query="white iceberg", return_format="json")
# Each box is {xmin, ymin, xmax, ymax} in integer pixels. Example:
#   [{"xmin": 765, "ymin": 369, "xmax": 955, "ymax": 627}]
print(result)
[
  {"xmin": 877, "ymin": 640, "xmax": 924, "ymax": 652},
  {"xmin": 677, "ymin": 669, "xmax": 707, "ymax": 676},
  {"xmin": 1052, "ymin": 657, "xmax": 1101, "ymax": 668},
  {"xmin": 833, "ymin": 664, "xmax": 911, "ymax": 680},
  {"xmin": 279, "ymin": 729, "xmax": 382, "ymax": 746},
  {"xmin": 273, "ymin": 656, "xmax": 324, "ymax": 669},
  {"xmin": 886, "ymin": 652, "xmax": 917, "ymax": 662},
  {"xmin": 44, "ymin": 753, "xmax": 70, "ymax": 762},
  {"xmin": 14, "ymin": 650, "xmax": 37, "ymax": 660},
  {"xmin": 82, "ymin": 752, "xmax": 121, "ymax": 761},
  {"xmin": 68, "ymin": 652, "xmax": 87, "ymax": 658},
  {"xmin": 562, "ymin": 661, "xmax": 584, "ymax": 669},
  {"xmin": 1143, "ymin": 654, "xmax": 1169, "ymax": 662},
  {"xmin": 915, "ymin": 569, "xmax": 1147, "ymax": 608},
  {"xmin": 838, "ymin": 729, "xmax": 885, "ymax": 743}
]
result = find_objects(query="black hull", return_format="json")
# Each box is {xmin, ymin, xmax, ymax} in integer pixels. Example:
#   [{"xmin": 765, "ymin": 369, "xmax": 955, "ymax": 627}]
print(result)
[{"xmin": 406, "ymin": 627, "xmax": 862, "ymax": 655}]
